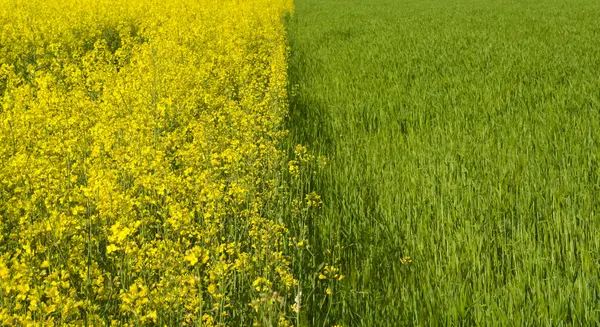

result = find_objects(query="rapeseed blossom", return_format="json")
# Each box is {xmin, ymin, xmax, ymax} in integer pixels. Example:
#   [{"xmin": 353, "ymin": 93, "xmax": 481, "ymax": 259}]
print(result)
[{"xmin": 0, "ymin": 0, "xmax": 334, "ymax": 325}]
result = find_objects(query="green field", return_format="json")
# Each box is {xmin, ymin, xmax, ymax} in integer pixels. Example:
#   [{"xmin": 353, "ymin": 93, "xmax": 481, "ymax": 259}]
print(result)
[{"xmin": 286, "ymin": 0, "xmax": 600, "ymax": 325}]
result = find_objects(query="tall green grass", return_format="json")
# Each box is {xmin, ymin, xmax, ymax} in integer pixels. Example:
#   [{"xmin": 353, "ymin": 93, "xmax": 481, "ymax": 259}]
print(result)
[{"xmin": 286, "ymin": 0, "xmax": 600, "ymax": 325}]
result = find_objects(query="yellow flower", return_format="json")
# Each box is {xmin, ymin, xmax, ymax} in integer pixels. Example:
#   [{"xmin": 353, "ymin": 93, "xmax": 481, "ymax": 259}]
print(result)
[
  {"xmin": 207, "ymin": 283, "xmax": 217, "ymax": 295},
  {"xmin": 145, "ymin": 310, "xmax": 158, "ymax": 323},
  {"xmin": 184, "ymin": 252, "xmax": 199, "ymax": 266},
  {"xmin": 106, "ymin": 244, "xmax": 119, "ymax": 254}
]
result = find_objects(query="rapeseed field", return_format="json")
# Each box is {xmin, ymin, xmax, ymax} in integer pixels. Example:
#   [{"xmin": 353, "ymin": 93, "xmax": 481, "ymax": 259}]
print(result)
[{"xmin": 0, "ymin": 0, "xmax": 340, "ymax": 325}]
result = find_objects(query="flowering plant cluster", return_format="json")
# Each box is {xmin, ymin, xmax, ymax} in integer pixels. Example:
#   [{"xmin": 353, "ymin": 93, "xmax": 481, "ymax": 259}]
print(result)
[{"xmin": 0, "ymin": 0, "xmax": 335, "ymax": 325}]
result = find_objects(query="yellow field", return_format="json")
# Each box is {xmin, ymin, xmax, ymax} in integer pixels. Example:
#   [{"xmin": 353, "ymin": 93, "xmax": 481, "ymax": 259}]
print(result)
[{"xmin": 0, "ymin": 0, "xmax": 326, "ymax": 325}]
